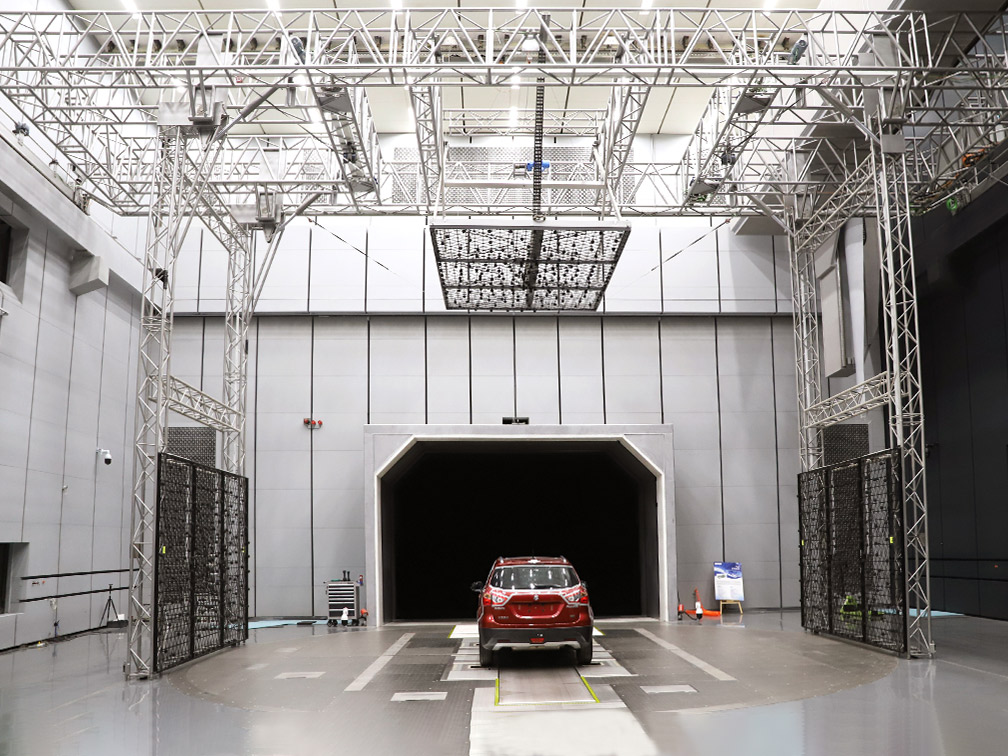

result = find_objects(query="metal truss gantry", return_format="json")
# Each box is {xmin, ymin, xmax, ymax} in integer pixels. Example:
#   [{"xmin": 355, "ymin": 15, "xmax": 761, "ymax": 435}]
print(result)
[{"xmin": 5, "ymin": 7, "xmax": 1008, "ymax": 667}]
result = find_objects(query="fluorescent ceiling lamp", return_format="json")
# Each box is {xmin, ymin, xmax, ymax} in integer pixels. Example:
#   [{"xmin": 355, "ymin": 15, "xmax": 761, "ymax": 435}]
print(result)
[
  {"xmin": 520, "ymin": 37, "xmax": 539, "ymax": 53},
  {"xmin": 121, "ymin": 0, "xmax": 139, "ymax": 14}
]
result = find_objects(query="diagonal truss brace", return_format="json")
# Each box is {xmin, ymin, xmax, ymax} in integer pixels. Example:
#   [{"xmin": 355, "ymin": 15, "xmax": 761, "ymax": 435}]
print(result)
[
  {"xmin": 596, "ymin": 72, "xmax": 650, "ymax": 217},
  {"xmin": 408, "ymin": 84, "xmax": 444, "ymax": 211},
  {"xmin": 805, "ymin": 372, "xmax": 890, "ymax": 428}
]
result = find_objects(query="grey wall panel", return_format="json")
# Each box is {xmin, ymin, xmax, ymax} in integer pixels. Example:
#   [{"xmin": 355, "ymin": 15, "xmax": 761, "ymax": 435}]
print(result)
[
  {"xmin": 514, "ymin": 318, "xmax": 560, "ymax": 424},
  {"xmin": 0, "ymin": 463, "xmax": 26, "ymax": 535},
  {"xmin": 772, "ymin": 318, "xmax": 799, "ymax": 606},
  {"xmin": 558, "ymin": 318, "xmax": 604, "ymax": 423},
  {"xmin": 169, "ymin": 317, "xmax": 204, "ymax": 385},
  {"xmin": 602, "ymin": 318, "xmax": 662, "ymax": 424},
  {"xmin": 308, "ymin": 219, "xmax": 367, "ymax": 312},
  {"xmin": 773, "ymin": 238, "xmax": 792, "ymax": 313},
  {"xmin": 174, "ymin": 227, "xmax": 201, "ymax": 312},
  {"xmin": 195, "ymin": 224, "xmax": 228, "ymax": 313},
  {"xmin": 369, "ymin": 317, "xmax": 425, "ymax": 424},
  {"xmin": 717, "ymin": 319, "xmax": 781, "ymax": 607},
  {"xmin": 254, "ymin": 223, "xmax": 310, "ymax": 313},
  {"xmin": 254, "ymin": 318, "xmax": 313, "ymax": 616},
  {"xmin": 604, "ymin": 227, "xmax": 661, "ymax": 312},
  {"xmin": 661, "ymin": 223, "xmax": 719, "ymax": 313},
  {"xmin": 717, "ymin": 228, "xmax": 778, "ymax": 313},
  {"xmin": 426, "ymin": 317, "xmax": 470, "ymax": 423},
  {"xmin": 367, "ymin": 219, "xmax": 424, "ymax": 311},
  {"xmin": 312, "ymin": 527, "xmax": 366, "ymax": 614},
  {"xmin": 470, "ymin": 317, "xmax": 515, "ymax": 423}
]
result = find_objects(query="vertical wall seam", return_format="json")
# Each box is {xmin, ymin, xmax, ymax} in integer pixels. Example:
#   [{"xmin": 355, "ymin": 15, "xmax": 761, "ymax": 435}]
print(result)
[
  {"xmin": 657, "ymin": 317, "xmax": 665, "ymax": 425},
  {"xmin": 658, "ymin": 228, "xmax": 665, "ymax": 314},
  {"xmin": 771, "ymin": 320, "xmax": 784, "ymax": 608},
  {"xmin": 715, "ymin": 219, "xmax": 722, "ymax": 312},
  {"xmin": 512, "ymin": 317, "xmax": 518, "ymax": 417},
  {"xmin": 600, "ymin": 317, "xmax": 607, "ymax": 424},
  {"xmin": 21, "ymin": 229, "xmax": 49, "ymax": 542},
  {"xmin": 196, "ymin": 229, "xmax": 203, "ymax": 312},
  {"xmin": 467, "ymin": 316, "xmax": 473, "ymax": 424},
  {"xmin": 363, "ymin": 229, "xmax": 369, "ymax": 314},
  {"xmin": 199, "ymin": 316, "xmax": 206, "ymax": 392},
  {"xmin": 368, "ymin": 316, "xmax": 372, "ymax": 427},
  {"xmin": 307, "ymin": 227, "xmax": 313, "ymax": 312},
  {"xmin": 556, "ymin": 317, "xmax": 563, "ymax": 424},
  {"xmin": 89, "ymin": 285, "xmax": 111, "ymax": 626},
  {"xmin": 772, "ymin": 236, "xmax": 780, "ymax": 315},
  {"xmin": 714, "ymin": 317, "xmax": 725, "ymax": 560},
  {"xmin": 961, "ymin": 300, "xmax": 982, "ymax": 613},
  {"xmin": 252, "ymin": 317, "xmax": 260, "ymax": 615},
  {"xmin": 423, "ymin": 316, "xmax": 429, "ymax": 424},
  {"xmin": 309, "ymin": 316, "xmax": 315, "ymax": 616},
  {"xmin": 56, "ymin": 295, "xmax": 80, "ymax": 616}
]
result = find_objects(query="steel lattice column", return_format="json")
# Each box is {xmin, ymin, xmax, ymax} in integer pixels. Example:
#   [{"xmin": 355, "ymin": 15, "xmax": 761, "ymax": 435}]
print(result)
[
  {"xmin": 222, "ymin": 232, "xmax": 254, "ymax": 475},
  {"xmin": 871, "ymin": 114, "xmax": 933, "ymax": 658},
  {"xmin": 786, "ymin": 226, "xmax": 824, "ymax": 472},
  {"xmin": 127, "ymin": 126, "xmax": 230, "ymax": 679}
]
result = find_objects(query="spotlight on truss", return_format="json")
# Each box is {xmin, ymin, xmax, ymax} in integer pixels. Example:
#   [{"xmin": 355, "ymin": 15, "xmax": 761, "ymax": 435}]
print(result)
[{"xmin": 430, "ymin": 221, "xmax": 630, "ymax": 311}]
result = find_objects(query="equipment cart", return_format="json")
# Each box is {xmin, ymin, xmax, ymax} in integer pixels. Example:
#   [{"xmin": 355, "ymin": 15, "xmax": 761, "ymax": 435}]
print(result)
[{"xmin": 327, "ymin": 580, "xmax": 363, "ymax": 626}]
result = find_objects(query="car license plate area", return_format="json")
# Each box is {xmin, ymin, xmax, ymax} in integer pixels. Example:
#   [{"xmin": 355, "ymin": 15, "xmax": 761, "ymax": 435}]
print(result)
[
  {"xmin": 530, "ymin": 636, "xmax": 546, "ymax": 645},
  {"xmin": 512, "ymin": 602, "xmax": 562, "ymax": 619}
]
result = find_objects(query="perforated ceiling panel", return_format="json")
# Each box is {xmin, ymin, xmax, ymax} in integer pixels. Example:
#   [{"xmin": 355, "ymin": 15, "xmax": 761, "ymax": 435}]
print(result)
[{"xmin": 430, "ymin": 223, "xmax": 630, "ymax": 311}]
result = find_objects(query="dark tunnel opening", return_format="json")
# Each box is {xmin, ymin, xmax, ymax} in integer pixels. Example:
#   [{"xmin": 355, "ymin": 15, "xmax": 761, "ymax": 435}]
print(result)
[{"xmin": 380, "ymin": 440, "xmax": 659, "ymax": 622}]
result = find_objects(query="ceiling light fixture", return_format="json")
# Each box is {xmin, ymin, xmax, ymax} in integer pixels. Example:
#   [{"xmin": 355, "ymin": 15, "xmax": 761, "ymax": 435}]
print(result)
[
  {"xmin": 121, "ymin": 0, "xmax": 140, "ymax": 16},
  {"xmin": 508, "ymin": 106, "xmax": 518, "ymax": 126},
  {"xmin": 520, "ymin": 36, "xmax": 539, "ymax": 53}
]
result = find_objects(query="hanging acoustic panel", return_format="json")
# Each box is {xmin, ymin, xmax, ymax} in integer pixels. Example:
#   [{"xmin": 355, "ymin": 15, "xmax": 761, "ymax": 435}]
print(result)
[{"xmin": 430, "ymin": 222, "xmax": 631, "ymax": 311}]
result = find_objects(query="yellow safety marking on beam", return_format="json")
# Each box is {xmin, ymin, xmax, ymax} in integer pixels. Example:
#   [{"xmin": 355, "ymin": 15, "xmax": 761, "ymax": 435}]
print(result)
[{"xmin": 580, "ymin": 675, "xmax": 600, "ymax": 703}]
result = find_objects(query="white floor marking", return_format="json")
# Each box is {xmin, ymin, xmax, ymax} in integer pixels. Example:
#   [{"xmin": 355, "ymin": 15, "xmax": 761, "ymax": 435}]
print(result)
[
  {"xmin": 469, "ymin": 687, "xmax": 658, "ymax": 756},
  {"xmin": 641, "ymin": 684, "xmax": 696, "ymax": 694},
  {"xmin": 391, "ymin": 691, "xmax": 448, "ymax": 702},
  {"xmin": 634, "ymin": 628, "xmax": 735, "ymax": 681},
  {"xmin": 245, "ymin": 663, "xmax": 267, "ymax": 671},
  {"xmin": 580, "ymin": 641, "xmax": 635, "ymax": 678},
  {"xmin": 344, "ymin": 633, "xmax": 415, "ymax": 692},
  {"xmin": 275, "ymin": 672, "xmax": 325, "ymax": 680}
]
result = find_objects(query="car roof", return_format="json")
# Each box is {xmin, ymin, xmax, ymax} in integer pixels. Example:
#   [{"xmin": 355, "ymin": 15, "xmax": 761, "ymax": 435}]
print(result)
[{"xmin": 494, "ymin": 556, "xmax": 570, "ymax": 567}]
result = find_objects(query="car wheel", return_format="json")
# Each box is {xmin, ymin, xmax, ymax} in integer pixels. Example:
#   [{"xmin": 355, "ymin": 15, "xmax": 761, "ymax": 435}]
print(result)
[
  {"xmin": 576, "ymin": 642, "xmax": 593, "ymax": 666},
  {"xmin": 479, "ymin": 643, "xmax": 494, "ymax": 668}
]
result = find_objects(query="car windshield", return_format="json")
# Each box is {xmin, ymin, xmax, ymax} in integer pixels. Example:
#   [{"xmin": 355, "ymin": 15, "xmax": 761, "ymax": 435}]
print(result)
[{"xmin": 490, "ymin": 566, "xmax": 577, "ymax": 590}]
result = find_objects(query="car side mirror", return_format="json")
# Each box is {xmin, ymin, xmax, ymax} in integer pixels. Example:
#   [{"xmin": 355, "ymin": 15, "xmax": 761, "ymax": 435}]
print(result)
[{"xmin": 470, "ymin": 581, "xmax": 483, "ymax": 593}]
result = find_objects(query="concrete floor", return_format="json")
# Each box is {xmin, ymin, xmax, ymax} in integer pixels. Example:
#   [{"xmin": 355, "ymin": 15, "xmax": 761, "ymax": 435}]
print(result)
[{"xmin": 0, "ymin": 611, "xmax": 1005, "ymax": 755}]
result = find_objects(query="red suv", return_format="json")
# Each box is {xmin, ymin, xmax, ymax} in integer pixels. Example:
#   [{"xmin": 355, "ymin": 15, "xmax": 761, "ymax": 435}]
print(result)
[{"xmin": 471, "ymin": 556, "xmax": 593, "ymax": 667}]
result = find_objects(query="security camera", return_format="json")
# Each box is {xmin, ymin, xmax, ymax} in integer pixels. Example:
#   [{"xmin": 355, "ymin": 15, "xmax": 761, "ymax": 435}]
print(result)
[{"xmin": 97, "ymin": 449, "xmax": 112, "ymax": 466}]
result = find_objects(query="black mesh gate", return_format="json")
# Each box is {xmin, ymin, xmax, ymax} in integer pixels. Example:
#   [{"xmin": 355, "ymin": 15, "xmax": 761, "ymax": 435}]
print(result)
[
  {"xmin": 798, "ymin": 449, "xmax": 906, "ymax": 654},
  {"xmin": 154, "ymin": 453, "xmax": 248, "ymax": 673}
]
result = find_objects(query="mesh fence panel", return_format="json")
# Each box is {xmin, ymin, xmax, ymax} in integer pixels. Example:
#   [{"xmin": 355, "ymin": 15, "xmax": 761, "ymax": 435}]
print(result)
[
  {"xmin": 166, "ymin": 426, "xmax": 216, "ymax": 468},
  {"xmin": 221, "ymin": 472, "xmax": 249, "ymax": 646},
  {"xmin": 155, "ymin": 456, "xmax": 194, "ymax": 671},
  {"xmin": 799, "ymin": 469, "xmax": 829, "ymax": 634},
  {"xmin": 863, "ymin": 453, "xmax": 906, "ymax": 651},
  {"xmin": 155, "ymin": 454, "xmax": 248, "ymax": 673},
  {"xmin": 798, "ymin": 449, "xmax": 906, "ymax": 654}
]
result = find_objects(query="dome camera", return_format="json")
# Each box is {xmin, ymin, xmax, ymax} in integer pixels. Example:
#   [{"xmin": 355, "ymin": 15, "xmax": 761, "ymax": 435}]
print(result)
[{"xmin": 97, "ymin": 448, "xmax": 112, "ymax": 466}]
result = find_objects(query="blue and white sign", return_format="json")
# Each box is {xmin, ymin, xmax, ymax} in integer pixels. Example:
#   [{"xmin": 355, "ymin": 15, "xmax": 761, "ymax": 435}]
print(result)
[{"xmin": 714, "ymin": 562, "xmax": 744, "ymax": 602}]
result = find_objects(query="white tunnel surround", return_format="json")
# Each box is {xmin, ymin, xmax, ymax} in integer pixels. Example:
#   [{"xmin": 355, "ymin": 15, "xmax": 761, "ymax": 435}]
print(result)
[{"xmin": 364, "ymin": 425, "xmax": 676, "ymax": 626}]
